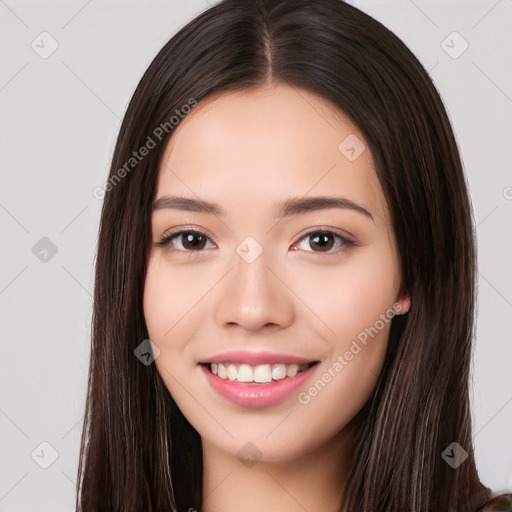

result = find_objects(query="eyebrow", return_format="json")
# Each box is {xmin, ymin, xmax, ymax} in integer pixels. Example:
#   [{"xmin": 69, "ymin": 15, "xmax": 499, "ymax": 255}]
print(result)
[{"xmin": 152, "ymin": 195, "xmax": 373, "ymax": 222}]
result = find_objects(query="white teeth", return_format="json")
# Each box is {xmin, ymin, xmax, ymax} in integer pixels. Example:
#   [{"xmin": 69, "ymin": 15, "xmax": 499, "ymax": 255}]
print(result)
[
  {"xmin": 217, "ymin": 363, "xmax": 227, "ymax": 379},
  {"xmin": 253, "ymin": 364, "xmax": 272, "ymax": 383},
  {"xmin": 237, "ymin": 364, "xmax": 254, "ymax": 383},
  {"xmin": 211, "ymin": 362, "xmax": 311, "ymax": 383},
  {"xmin": 227, "ymin": 364, "xmax": 237, "ymax": 381},
  {"xmin": 286, "ymin": 364, "xmax": 298, "ymax": 377},
  {"xmin": 271, "ymin": 364, "xmax": 287, "ymax": 380}
]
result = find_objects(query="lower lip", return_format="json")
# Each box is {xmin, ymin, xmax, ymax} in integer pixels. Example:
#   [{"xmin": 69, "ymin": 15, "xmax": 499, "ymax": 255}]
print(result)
[{"xmin": 200, "ymin": 363, "xmax": 318, "ymax": 409}]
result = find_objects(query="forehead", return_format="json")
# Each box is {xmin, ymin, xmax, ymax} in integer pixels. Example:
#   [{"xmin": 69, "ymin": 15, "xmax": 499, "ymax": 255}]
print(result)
[{"xmin": 156, "ymin": 83, "xmax": 387, "ymax": 221}]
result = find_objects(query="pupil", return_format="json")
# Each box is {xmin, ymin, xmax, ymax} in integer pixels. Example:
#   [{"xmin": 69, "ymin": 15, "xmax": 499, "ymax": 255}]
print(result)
[
  {"xmin": 183, "ymin": 232, "xmax": 206, "ymax": 250},
  {"xmin": 310, "ymin": 233, "xmax": 333, "ymax": 252}
]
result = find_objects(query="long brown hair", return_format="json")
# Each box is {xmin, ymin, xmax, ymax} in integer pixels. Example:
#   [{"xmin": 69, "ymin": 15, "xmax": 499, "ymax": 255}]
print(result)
[{"xmin": 76, "ymin": 1, "xmax": 491, "ymax": 510}]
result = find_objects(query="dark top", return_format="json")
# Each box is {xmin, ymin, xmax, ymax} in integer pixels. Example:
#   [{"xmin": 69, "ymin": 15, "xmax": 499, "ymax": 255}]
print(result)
[{"xmin": 477, "ymin": 493, "xmax": 512, "ymax": 511}]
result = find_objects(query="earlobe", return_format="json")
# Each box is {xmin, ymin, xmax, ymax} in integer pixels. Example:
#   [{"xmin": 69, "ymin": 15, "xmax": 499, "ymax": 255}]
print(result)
[{"xmin": 395, "ymin": 292, "xmax": 411, "ymax": 315}]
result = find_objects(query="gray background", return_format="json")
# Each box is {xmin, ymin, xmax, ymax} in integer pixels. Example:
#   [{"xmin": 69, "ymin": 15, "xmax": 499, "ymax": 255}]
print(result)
[{"xmin": 1, "ymin": 0, "xmax": 511, "ymax": 510}]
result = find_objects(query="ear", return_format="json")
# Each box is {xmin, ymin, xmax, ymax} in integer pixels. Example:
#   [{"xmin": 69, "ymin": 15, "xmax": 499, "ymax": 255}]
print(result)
[{"xmin": 395, "ymin": 291, "xmax": 411, "ymax": 315}]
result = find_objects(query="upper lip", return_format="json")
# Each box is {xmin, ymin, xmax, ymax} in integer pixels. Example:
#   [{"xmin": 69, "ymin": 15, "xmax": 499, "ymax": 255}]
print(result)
[{"xmin": 200, "ymin": 350, "xmax": 319, "ymax": 365}]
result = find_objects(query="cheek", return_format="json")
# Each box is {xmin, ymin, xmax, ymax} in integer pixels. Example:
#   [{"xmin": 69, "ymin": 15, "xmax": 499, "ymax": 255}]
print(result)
[
  {"xmin": 143, "ymin": 256, "xmax": 204, "ymax": 404},
  {"xmin": 143, "ymin": 257, "xmax": 201, "ymax": 375},
  {"xmin": 143, "ymin": 253, "xmax": 212, "ymax": 342},
  {"xmin": 287, "ymin": 245, "xmax": 399, "ymax": 414},
  {"xmin": 143, "ymin": 260, "xmax": 178, "ymax": 342},
  {"xmin": 291, "ymin": 244, "xmax": 400, "ymax": 346},
  {"xmin": 291, "ymin": 256, "xmax": 398, "ymax": 446}
]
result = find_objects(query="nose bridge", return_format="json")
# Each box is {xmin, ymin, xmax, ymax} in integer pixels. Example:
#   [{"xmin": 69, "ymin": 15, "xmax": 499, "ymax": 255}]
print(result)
[{"xmin": 214, "ymin": 240, "xmax": 295, "ymax": 331}]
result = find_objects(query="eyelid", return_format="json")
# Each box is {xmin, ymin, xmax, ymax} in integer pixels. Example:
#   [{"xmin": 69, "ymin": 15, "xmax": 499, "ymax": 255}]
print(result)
[
  {"xmin": 156, "ymin": 225, "xmax": 217, "ymax": 251},
  {"xmin": 293, "ymin": 226, "xmax": 356, "ymax": 243},
  {"xmin": 291, "ymin": 227, "xmax": 357, "ymax": 254},
  {"xmin": 158, "ymin": 224, "xmax": 216, "ymax": 243}
]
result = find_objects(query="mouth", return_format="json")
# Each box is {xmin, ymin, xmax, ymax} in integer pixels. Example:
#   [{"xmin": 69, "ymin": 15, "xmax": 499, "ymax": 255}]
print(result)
[
  {"xmin": 199, "ymin": 358, "xmax": 320, "ymax": 408},
  {"xmin": 200, "ymin": 361, "xmax": 319, "ymax": 384}
]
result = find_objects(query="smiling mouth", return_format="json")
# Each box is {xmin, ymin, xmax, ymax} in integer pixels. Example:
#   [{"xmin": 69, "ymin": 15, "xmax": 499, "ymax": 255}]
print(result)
[{"xmin": 200, "ymin": 361, "xmax": 319, "ymax": 384}]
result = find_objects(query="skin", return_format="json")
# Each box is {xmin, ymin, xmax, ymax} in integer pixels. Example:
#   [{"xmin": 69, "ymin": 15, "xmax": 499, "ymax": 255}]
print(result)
[{"xmin": 143, "ymin": 82, "xmax": 411, "ymax": 512}]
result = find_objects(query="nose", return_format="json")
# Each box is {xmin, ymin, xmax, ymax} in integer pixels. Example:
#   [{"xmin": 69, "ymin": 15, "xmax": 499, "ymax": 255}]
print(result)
[{"xmin": 214, "ymin": 249, "xmax": 295, "ymax": 332}]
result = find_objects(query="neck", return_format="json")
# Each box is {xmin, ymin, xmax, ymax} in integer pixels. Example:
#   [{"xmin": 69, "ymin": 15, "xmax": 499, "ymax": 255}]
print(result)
[{"xmin": 201, "ymin": 425, "xmax": 357, "ymax": 512}]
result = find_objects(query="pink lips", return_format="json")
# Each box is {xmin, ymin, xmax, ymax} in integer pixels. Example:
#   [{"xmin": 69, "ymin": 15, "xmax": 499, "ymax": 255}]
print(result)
[{"xmin": 199, "ymin": 351, "xmax": 319, "ymax": 409}]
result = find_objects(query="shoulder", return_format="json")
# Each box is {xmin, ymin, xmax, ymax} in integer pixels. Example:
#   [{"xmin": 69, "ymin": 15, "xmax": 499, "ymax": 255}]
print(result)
[{"xmin": 476, "ymin": 493, "xmax": 512, "ymax": 511}]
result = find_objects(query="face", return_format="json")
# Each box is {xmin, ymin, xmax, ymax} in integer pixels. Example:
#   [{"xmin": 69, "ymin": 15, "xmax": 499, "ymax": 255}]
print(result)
[{"xmin": 143, "ymin": 83, "xmax": 410, "ymax": 462}]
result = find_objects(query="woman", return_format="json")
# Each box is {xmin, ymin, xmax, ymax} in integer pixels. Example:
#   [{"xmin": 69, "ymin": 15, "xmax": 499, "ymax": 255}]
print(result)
[{"xmin": 76, "ymin": 1, "xmax": 510, "ymax": 510}]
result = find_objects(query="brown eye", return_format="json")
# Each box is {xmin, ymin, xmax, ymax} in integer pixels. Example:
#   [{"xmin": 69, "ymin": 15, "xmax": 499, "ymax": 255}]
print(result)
[
  {"xmin": 157, "ymin": 230, "xmax": 215, "ymax": 252},
  {"xmin": 308, "ymin": 232, "xmax": 335, "ymax": 252},
  {"xmin": 294, "ymin": 230, "xmax": 354, "ymax": 254},
  {"xmin": 181, "ymin": 232, "xmax": 208, "ymax": 250}
]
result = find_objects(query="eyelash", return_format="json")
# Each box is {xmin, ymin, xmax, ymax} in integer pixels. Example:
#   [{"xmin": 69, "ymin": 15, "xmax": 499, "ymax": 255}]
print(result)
[{"xmin": 156, "ymin": 227, "xmax": 357, "ymax": 256}]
